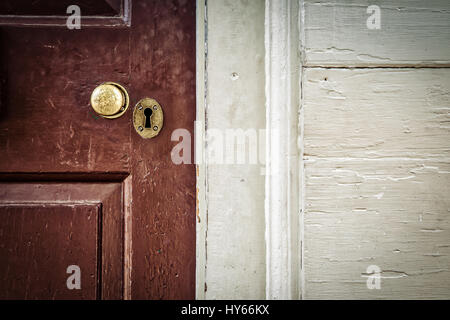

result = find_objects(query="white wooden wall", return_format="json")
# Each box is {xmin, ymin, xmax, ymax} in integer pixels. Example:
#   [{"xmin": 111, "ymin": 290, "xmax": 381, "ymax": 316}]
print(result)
[
  {"xmin": 303, "ymin": 0, "xmax": 450, "ymax": 67},
  {"xmin": 302, "ymin": 0, "xmax": 450, "ymax": 299},
  {"xmin": 197, "ymin": 0, "xmax": 450, "ymax": 299}
]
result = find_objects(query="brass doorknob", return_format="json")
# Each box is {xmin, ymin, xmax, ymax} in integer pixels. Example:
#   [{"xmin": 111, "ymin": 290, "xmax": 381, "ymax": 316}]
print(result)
[{"xmin": 90, "ymin": 82, "xmax": 129, "ymax": 119}]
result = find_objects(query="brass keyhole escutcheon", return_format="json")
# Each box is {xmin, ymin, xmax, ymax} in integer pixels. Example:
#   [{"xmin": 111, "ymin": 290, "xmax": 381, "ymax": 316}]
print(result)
[
  {"xmin": 133, "ymin": 98, "xmax": 164, "ymax": 139},
  {"xmin": 90, "ymin": 82, "xmax": 129, "ymax": 119}
]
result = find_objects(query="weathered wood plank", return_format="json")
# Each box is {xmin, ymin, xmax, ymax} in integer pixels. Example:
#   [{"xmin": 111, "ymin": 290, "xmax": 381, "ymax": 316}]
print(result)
[
  {"xmin": 303, "ymin": 0, "xmax": 450, "ymax": 67},
  {"xmin": 303, "ymin": 67, "xmax": 450, "ymax": 298},
  {"xmin": 204, "ymin": 0, "xmax": 266, "ymax": 299},
  {"xmin": 304, "ymin": 159, "xmax": 450, "ymax": 299},
  {"xmin": 303, "ymin": 68, "xmax": 450, "ymax": 159}
]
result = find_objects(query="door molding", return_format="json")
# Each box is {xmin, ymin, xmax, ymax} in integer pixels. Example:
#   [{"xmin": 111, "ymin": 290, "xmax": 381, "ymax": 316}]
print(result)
[
  {"xmin": 264, "ymin": 0, "xmax": 302, "ymax": 300},
  {"xmin": 195, "ymin": 0, "xmax": 207, "ymax": 300},
  {"xmin": 196, "ymin": 0, "xmax": 303, "ymax": 299},
  {"xmin": 0, "ymin": 0, "xmax": 131, "ymax": 27}
]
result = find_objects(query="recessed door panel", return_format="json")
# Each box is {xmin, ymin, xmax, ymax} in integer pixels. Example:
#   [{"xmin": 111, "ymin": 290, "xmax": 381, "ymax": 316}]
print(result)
[
  {"xmin": 0, "ymin": 203, "xmax": 100, "ymax": 299},
  {"xmin": 0, "ymin": 182, "xmax": 124, "ymax": 299}
]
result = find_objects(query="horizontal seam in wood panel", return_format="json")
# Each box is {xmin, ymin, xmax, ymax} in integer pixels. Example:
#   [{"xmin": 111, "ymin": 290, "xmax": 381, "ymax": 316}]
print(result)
[
  {"xmin": 0, "ymin": 201, "xmax": 102, "ymax": 206},
  {"xmin": 303, "ymin": 65, "xmax": 450, "ymax": 69},
  {"xmin": 304, "ymin": 157, "xmax": 450, "ymax": 161},
  {"xmin": 0, "ymin": 172, "xmax": 130, "ymax": 182}
]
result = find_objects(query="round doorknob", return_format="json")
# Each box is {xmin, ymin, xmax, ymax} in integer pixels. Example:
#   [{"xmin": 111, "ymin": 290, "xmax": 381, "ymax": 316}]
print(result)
[{"xmin": 90, "ymin": 82, "xmax": 129, "ymax": 119}]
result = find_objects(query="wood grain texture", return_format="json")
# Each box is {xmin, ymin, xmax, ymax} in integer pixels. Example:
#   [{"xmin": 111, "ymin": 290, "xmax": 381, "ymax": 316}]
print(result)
[
  {"xmin": 0, "ymin": 204, "xmax": 100, "ymax": 300},
  {"xmin": 0, "ymin": 26, "xmax": 131, "ymax": 173},
  {"xmin": 195, "ymin": 0, "xmax": 207, "ymax": 300},
  {"xmin": 0, "ymin": 0, "xmax": 130, "ymax": 28},
  {"xmin": 0, "ymin": 183, "xmax": 124, "ymax": 299},
  {"xmin": 303, "ymin": 68, "xmax": 450, "ymax": 159},
  {"xmin": 304, "ymin": 159, "xmax": 450, "ymax": 299},
  {"xmin": 303, "ymin": 68, "xmax": 450, "ymax": 299},
  {"xmin": 0, "ymin": 0, "xmax": 121, "ymax": 16},
  {"xmin": 303, "ymin": 0, "xmax": 450, "ymax": 67},
  {"xmin": 203, "ymin": 0, "xmax": 266, "ymax": 299},
  {"xmin": 129, "ymin": 0, "xmax": 196, "ymax": 299},
  {"xmin": 0, "ymin": 0, "xmax": 196, "ymax": 300}
]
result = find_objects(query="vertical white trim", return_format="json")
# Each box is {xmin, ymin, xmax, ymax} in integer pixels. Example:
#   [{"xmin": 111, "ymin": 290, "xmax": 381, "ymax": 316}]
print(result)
[
  {"xmin": 299, "ymin": 0, "xmax": 306, "ymax": 300},
  {"xmin": 265, "ymin": 0, "xmax": 302, "ymax": 300},
  {"xmin": 123, "ymin": 174, "xmax": 133, "ymax": 300},
  {"xmin": 195, "ymin": 0, "xmax": 207, "ymax": 300}
]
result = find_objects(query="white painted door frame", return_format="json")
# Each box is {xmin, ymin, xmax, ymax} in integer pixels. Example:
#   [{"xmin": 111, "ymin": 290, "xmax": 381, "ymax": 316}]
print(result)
[
  {"xmin": 264, "ymin": 0, "xmax": 302, "ymax": 300},
  {"xmin": 196, "ymin": 0, "xmax": 303, "ymax": 300},
  {"xmin": 195, "ymin": 0, "xmax": 207, "ymax": 300}
]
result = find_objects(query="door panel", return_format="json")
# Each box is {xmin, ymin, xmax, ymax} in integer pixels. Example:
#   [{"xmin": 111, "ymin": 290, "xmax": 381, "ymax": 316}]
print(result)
[
  {"xmin": 0, "ymin": 204, "xmax": 100, "ymax": 300},
  {"xmin": 0, "ymin": 27, "xmax": 130, "ymax": 173},
  {"xmin": 0, "ymin": 0, "xmax": 131, "ymax": 27},
  {"xmin": 0, "ymin": 182, "xmax": 124, "ymax": 299},
  {"xmin": 0, "ymin": 0, "xmax": 122, "ymax": 16},
  {"xmin": 0, "ymin": 0, "xmax": 196, "ymax": 299}
]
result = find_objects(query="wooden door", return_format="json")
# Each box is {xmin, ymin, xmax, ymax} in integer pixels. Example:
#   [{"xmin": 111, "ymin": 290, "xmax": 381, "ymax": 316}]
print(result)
[{"xmin": 0, "ymin": 0, "xmax": 196, "ymax": 300}]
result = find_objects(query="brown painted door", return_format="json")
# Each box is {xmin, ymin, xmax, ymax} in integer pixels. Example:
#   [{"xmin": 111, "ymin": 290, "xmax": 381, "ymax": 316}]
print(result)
[{"xmin": 0, "ymin": 0, "xmax": 196, "ymax": 300}]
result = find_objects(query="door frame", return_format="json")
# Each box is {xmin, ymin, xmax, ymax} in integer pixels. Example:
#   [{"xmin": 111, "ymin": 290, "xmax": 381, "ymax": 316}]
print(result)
[{"xmin": 195, "ymin": 0, "xmax": 303, "ymax": 300}]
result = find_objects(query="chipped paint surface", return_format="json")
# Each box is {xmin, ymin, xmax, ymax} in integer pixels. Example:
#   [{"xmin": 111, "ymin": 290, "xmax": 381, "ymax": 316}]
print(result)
[
  {"xmin": 202, "ymin": 0, "xmax": 266, "ymax": 299},
  {"xmin": 303, "ymin": 68, "xmax": 450, "ymax": 299},
  {"xmin": 196, "ymin": 0, "xmax": 450, "ymax": 299},
  {"xmin": 0, "ymin": 1, "xmax": 196, "ymax": 299},
  {"xmin": 303, "ymin": 0, "xmax": 450, "ymax": 67},
  {"xmin": 304, "ymin": 68, "xmax": 450, "ymax": 159}
]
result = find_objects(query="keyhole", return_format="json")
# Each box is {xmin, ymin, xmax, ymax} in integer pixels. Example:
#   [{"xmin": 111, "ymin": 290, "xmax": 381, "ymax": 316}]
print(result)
[{"xmin": 144, "ymin": 108, "xmax": 152, "ymax": 128}]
